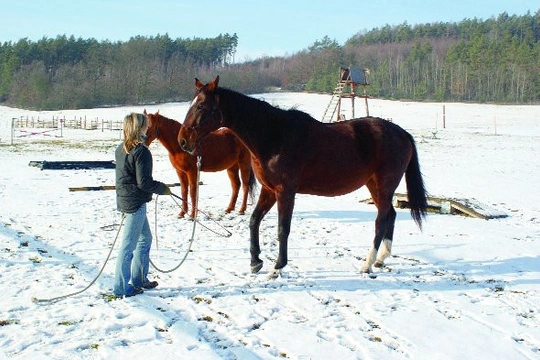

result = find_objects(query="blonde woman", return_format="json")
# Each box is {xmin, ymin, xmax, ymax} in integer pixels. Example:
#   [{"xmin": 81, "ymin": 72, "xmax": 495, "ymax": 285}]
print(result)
[{"xmin": 113, "ymin": 112, "xmax": 171, "ymax": 298}]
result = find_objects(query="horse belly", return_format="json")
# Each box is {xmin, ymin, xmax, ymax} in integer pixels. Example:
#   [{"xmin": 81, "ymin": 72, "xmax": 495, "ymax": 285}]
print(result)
[
  {"xmin": 298, "ymin": 167, "xmax": 372, "ymax": 197},
  {"xmin": 200, "ymin": 136, "xmax": 238, "ymax": 172}
]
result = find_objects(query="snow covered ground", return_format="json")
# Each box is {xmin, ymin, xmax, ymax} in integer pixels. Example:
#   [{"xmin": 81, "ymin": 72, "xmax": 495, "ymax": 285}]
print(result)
[{"xmin": 0, "ymin": 92, "xmax": 539, "ymax": 359}]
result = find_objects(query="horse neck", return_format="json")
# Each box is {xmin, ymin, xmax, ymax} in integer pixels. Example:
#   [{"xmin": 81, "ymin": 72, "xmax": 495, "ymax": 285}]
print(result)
[
  {"xmin": 220, "ymin": 90, "xmax": 275, "ymax": 157},
  {"xmin": 156, "ymin": 117, "xmax": 182, "ymax": 153}
]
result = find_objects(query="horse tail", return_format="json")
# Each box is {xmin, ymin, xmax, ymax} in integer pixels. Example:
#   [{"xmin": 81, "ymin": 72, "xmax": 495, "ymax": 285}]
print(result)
[{"xmin": 405, "ymin": 135, "xmax": 428, "ymax": 230}]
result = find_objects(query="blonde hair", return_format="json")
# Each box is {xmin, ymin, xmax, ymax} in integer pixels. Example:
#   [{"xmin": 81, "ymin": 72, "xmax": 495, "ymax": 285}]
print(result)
[{"xmin": 122, "ymin": 113, "xmax": 148, "ymax": 153}]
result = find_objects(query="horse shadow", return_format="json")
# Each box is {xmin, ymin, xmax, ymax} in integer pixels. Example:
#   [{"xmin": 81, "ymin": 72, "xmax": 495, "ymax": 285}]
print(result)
[{"xmin": 293, "ymin": 208, "xmax": 414, "ymax": 224}]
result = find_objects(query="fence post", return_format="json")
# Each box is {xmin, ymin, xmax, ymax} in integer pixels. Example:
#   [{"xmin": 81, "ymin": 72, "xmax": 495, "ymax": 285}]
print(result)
[
  {"xmin": 443, "ymin": 105, "xmax": 446, "ymax": 129},
  {"xmin": 11, "ymin": 118, "xmax": 15, "ymax": 145}
]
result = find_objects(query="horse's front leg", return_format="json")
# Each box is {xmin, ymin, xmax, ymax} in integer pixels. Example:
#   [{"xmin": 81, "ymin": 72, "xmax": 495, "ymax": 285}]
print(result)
[
  {"xmin": 177, "ymin": 170, "xmax": 189, "ymax": 218},
  {"xmin": 249, "ymin": 187, "xmax": 276, "ymax": 273},
  {"xmin": 187, "ymin": 170, "xmax": 198, "ymax": 219},
  {"xmin": 274, "ymin": 190, "xmax": 295, "ymax": 270},
  {"xmin": 225, "ymin": 166, "xmax": 241, "ymax": 213},
  {"xmin": 238, "ymin": 166, "xmax": 252, "ymax": 215}
]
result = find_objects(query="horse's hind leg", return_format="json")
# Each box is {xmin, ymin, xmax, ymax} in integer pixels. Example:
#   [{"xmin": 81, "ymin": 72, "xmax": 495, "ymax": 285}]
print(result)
[
  {"xmin": 361, "ymin": 206, "xmax": 396, "ymax": 273},
  {"xmin": 374, "ymin": 209, "xmax": 395, "ymax": 268},
  {"xmin": 361, "ymin": 181, "xmax": 397, "ymax": 273},
  {"xmin": 225, "ymin": 167, "xmax": 241, "ymax": 213}
]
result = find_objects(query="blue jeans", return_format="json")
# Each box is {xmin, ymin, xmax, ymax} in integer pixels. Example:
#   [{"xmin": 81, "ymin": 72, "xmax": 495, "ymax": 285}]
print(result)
[{"xmin": 113, "ymin": 204, "xmax": 152, "ymax": 296}]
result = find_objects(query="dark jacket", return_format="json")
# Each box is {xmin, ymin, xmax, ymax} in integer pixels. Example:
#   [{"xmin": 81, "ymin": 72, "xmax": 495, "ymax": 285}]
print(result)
[{"xmin": 115, "ymin": 143, "xmax": 168, "ymax": 213}]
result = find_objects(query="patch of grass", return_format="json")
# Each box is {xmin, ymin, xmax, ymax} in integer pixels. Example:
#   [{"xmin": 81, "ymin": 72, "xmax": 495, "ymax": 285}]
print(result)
[
  {"xmin": 58, "ymin": 320, "xmax": 78, "ymax": 326},
  {"xmin": 101, "ymin": 293, "xmax": 120, "ymax": 302},
  {"xmin": 0, "ymin": 319, "xmax": 20, "ymax": 326},
  {"xmin": 29, "ymin": 256, "xmax": 41, "ymax": 264},
  {"xmin": 217, "ymin": 311, "xmax": 229, "ymax": 319},
  {"xmin": 192, "ymin": 295, "xmax": 212, "ymax": 304}
]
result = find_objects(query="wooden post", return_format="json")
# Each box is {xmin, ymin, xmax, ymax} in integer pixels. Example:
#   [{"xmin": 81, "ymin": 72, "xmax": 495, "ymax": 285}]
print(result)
[
  {"xmin": 363, "ymin": 84, "xmax": 369, "ymax": 116},
  {"xmin": 351, "ymin": 83, "xmax": 356, "ymax": 119},
  {"xmin": 336, "ymin": 93, "xmax": 342, "ymax": 122},
  {"xmin": 443, "ymin": 105, "xmax": 446, "ymax": 129},
  {"xmin": 11, "ymin": 118, "xmax": 15, "ymax": 145}
]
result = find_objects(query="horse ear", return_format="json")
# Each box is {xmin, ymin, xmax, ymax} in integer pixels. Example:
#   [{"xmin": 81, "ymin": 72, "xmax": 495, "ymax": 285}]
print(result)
[
  {"xmin": 143, "ymin": 109, "xmax": 147, "ymax": 115},
  {"xmin": 156, "ymin": 109, "xmax": 160, "ymax": 115},
  {"xmin": 207, "ymin": 75, "xmax": 219, "ymax": 92},
  {"xmin": 195, "ymin": 78, "xmax": 203, "ymax": 90}
]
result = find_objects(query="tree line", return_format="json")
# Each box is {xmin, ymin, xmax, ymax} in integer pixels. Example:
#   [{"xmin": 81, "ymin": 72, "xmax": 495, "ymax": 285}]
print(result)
[
  {"xmin": 0, "ymin": 33, "xmax": 238, "ymax": 109},
  {"xmin": 0, "ymin": 10, "xmax": 538, "ymax": 110}
]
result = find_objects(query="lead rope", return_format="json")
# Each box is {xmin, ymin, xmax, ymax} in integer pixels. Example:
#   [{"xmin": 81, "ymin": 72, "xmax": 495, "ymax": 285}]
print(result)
[
  {"xmin": 31, "ymin": 213, "xmax": 126, "ymax": 304},
  {"xmin": 32, "ymin": 156, "xmax": 206, "ymax": 304},
  {"xmin": 149, "ymin": 156, "xmax": 202, "ymax": 273}
]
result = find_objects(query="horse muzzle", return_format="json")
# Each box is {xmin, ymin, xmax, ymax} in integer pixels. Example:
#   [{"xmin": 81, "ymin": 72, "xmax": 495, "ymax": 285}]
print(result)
[
  {"xmin": 178, "ymin": 137, "xmax": 194, "ymax": 155},
  {"xmin": 178, "ymin": 127, "xmax": 198, "ymax": 155}
]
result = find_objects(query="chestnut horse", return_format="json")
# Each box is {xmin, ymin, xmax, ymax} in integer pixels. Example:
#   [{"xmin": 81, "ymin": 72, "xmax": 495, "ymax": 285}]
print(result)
[
  {"xmin": 179, "ymin": 76, "xmax": 428, "ymax": 274},
  {"xmin": 143, "ymin": 110, "xmax": 255, "ymax": 219}
]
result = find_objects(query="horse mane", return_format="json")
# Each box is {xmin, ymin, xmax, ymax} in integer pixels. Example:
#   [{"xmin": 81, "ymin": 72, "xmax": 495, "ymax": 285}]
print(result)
[
  {"xmin": 217, "ymin": 87, "xmax": 317, "ymax": 125},
  {"xmin": 153, "ymin": 112, "xmax": 182, "ymax": 131}
]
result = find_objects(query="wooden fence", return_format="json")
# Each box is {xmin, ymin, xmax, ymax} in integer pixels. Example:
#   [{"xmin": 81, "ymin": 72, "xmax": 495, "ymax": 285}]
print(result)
[
  {"xmin": 8, "ymin": 116, "xmax": 123, "ymax": 145},
  {"xmin": 11, "ymin": 115, "xmax": 123, "ymax": 131}
]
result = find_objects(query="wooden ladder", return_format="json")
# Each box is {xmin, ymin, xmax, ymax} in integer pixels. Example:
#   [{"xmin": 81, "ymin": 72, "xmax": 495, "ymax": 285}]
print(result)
[{"xmin": 321, "ymin": 82, "xmax": 345, "ymax": 122}]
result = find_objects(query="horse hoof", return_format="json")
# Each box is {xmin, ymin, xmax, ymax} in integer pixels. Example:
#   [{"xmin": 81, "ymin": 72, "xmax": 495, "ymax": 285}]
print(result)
[
  {"xmin": 251, "ymin": 261, "xmax": 263, "ymax": 274},
  {"xmin": 268, "ymin": 268, "xmax": 281, "ymax": 279},
  {"xmin": 374, "ymin": 261, "xmax": 384, "ymax": 268},
  {"xmin": 360, "ymin": 267, "xmax": 372, "ymax": 274}
]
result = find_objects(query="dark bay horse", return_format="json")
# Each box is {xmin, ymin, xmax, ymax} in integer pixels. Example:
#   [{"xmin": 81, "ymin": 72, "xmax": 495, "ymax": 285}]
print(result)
[
  {"xmin": 143, "ymin": 110, "xmax": 255, "ymax": 219},
  {"xmin": 178, "ymin": 76, "xmax": 428, "ymax": 274}
]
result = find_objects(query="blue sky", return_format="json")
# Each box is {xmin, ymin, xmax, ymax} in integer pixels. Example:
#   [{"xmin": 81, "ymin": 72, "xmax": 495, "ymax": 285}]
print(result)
[{"xmin": 2, "ymin": 0, "xmax": 538, "ymax": 61}]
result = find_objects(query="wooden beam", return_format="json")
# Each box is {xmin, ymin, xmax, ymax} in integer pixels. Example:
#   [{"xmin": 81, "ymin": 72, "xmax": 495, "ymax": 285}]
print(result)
[{"xmin": 69, "ymin": 183, "xmax": 181, "ymax": 192}]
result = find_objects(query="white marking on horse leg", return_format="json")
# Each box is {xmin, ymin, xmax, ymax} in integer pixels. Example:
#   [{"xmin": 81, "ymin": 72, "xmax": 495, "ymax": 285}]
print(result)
[
  {"xmin": 361, "ymin": 246, "xmax": 378, "ymax": 273},
  {"xmin": 268, "ymin": 268, "xmax": 281, "ymax": 279},
  {"xmin": 375, "ymin": 239, "xmax": 392, "ymax": 267}
]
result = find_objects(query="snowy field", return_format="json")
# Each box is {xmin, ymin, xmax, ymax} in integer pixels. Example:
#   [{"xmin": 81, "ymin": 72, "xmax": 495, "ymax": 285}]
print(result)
[{"xmin": 0, "ymin": 92, "xmax": 539, "ymax": 359}]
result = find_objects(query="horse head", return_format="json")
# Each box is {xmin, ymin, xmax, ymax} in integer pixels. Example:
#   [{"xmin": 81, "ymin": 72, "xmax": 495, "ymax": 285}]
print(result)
[
  {"xmin": 178, "ymin": 76, "xmax": 223, "ymax": 155},
  {"xmin": 143, "ymin": 109, "xmax": 160, "ymax": 145}
]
